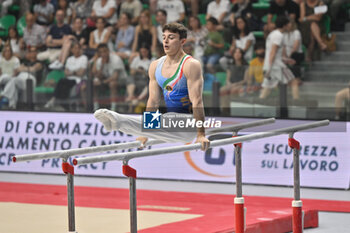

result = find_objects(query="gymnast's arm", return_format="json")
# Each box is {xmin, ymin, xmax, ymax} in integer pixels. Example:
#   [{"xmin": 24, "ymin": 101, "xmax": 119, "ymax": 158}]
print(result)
[
  {"xmin": 146, "ymin": 60, "xmax": 160, "ymax": 111},
  {"xmin": 184, "ymin": 58, "xmax": 210, "ymax": 150}
]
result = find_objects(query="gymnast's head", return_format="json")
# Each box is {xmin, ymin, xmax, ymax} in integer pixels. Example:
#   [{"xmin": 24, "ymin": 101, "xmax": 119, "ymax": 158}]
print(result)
[{"xmin": 162, "ymin": 23, "xmax": 188, "ymax": 55}]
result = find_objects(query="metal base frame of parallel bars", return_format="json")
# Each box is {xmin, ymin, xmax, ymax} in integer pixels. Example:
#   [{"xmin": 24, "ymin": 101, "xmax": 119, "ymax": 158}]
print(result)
[{"xmin": 13, "ymin": 118, "xmax": 330, "ymax": 233}]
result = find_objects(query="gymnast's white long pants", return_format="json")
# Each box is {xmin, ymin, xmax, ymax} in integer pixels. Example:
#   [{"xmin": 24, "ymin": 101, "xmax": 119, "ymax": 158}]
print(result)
[{"xmin": 95, "ymin": 109, "xmax": 197, "ymax": 143}]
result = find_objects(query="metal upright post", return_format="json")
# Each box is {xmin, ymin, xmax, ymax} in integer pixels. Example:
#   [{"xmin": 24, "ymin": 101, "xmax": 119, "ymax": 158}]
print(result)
[
  {"xmin": 233, "ymin": 132, "xmax": 245, "ymax": 233},
  {"xmin": 62, "ymin": 158, "xmax": 76, "ymax": 233},
  {"xmin": 288, "ymin": 134, "xmax": 303, "ymax": 233},
  {"xmin": 122, "ymin": 161, "xmax": 137, "ymax": 233}
]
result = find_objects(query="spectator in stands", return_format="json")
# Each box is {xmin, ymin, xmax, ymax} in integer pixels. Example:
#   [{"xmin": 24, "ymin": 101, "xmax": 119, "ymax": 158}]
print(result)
[
  {"xmin": 70, "ymin": 0, "xmax": 94, "ymax": 24},
  {"xmin": 38, "ymin": 9, "xmax": 72, "ymax": 69},
  {"xmin": 183, "ymin": 0, "xmax": 199, "ymax": 16},
  {"xmin": 23, "ymin": 12, "xmax": 47, "ymax": 50},
  {"xmin": 126, "ymin": 44, "xmax": 152, "ymax": 103},
  {"xmin": 58, "ymin": 0, "xmax": 72, "ymax": 25},
  {"xmin": 5, "ymin": 26, "xmax": 24, "ymax": 59},
  {"xmin": 245, "ymin": 43, "xmax": 265, "ymax": 93},
  {"xmin": 45, "ymin": 42, "xmax": 88, "ymax": 109},
  {"xmin": 229, "ymin": 0, "xmax": 253, "ymax": 27},
  {"xmin": 89, "ymin": 17, "xmax": 113, "ymax": 57},
  {"xmin": 323, "ymin": 0, "xmax": 350, "ymax": 27},
  {"xmin": 260, "ymin": 16, "xmax": 295, "ymax": 99},
  {"xmin": 114, "ymin": 12, "xmax": 135, "ymax": 59},
  {"xmin": 157, "ymin": 0, "xmax": 185, "ymax": 23},
  {"xmin": 33, "ymin": 0, "xmax": 55, "ymax": 26},
  {"xmin": 92, "ymin": 43, "xmax": 127, "ymax": 111},
  {"xmin": 187, "ymin": 15, "xmax": 208, "ymax": 62},
  {"xmin": 0, "ymin": 0, "xmax": 13, "ymax": 17},
  {"xmin": 206, "ymin": 0, "xmax": 231, "ymax": 29},
  {"xmin": 264, "ymin": 0, "xmax": 300, "ymax": 35},
  {"xmin": 155, "ymin": 9, "xmax": 167, "ymax": 57},
  {"xmin": 91, "ymin": 0, "xmax": 118, "ymax": 26},
  {"xmin": 335, "ymin": 83, "xmax": 350, "ymax": 120},
  {"xmin": 131, "ymin": 10, "xmax": 157, "ymax": 61},
  {"xmin": 0, "ymin": 46, "xmax": 43, "ymax": 109},
  {"xmin": 71, "ymin": 17, "xmax": 90, "ymax": 50},
  {"xmin": 120, "ymin": 0, "xmax": 143, "ymax": 25},
  {"xmin": 202, "ymin": 17, "xmax": 225, "ymax": 74},
  {"xmin": 220, "ymin": 48, "xmax": 249, "ymax": 96},
  {"xmin": 220, "ymin": 16, "xmax": 255, "ymax": 70},
  {"xmin": 283, "ymin": 20, "xmax": 304, "ymax": 99},
  {"xmin": 299, "ymin": 0, "xmax": 327, "ymax": 63},
  {"xmin": 0, "ymin": 45, "xmax": 20, "ymax": 108}
]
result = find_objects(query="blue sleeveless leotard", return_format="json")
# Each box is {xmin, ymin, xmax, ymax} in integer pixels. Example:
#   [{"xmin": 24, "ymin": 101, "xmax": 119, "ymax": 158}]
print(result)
[{"xmin": 155, "ymin": 55, "xmax": 192, "ymax": 113}]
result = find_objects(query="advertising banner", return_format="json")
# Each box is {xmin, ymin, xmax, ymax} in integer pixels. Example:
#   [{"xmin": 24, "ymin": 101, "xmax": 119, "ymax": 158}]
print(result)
[{"xmin": 0, "ymin": 111, "xmax": 349, "ymax": 189}]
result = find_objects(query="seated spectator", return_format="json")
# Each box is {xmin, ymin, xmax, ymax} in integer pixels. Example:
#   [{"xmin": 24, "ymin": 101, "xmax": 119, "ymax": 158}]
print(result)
[
  {"xmin": 220, "ymin": 16, "xmax": 255, "ymax": 70},
  {"xmin": 23, "ymin": 12, "xmax": 47, "ymax": 51},
  {"xmin": 0, "ymin": 46, "xmax": 43, "ymax": 109},
  {"xmin": 229, "ymin": 0, "xmax": 262, "ymax": 31},
  {"xmin": 187, "ymin": 15, "xmax": 208, "ymax": 62},
  {"xmin": 299, "ymin": 0, "xmax": 327, "ymax": 63},
  {"xmin": 0, "ymin": 45, "xmax": 21, "ymax": 108},
  {"xmin": 220, "ymin": 48, "xmax": 249, "ymax": 96},
  {"xmin": 5, "ymin": 26, "xmax": 24, "ymax": 59},
  {"xmin": 183, "ymin": 0, "xmax": 199, "ymax": 16},
  {"xmin": 245, "ymin": 43, "xmax": 265, "ymax": 93},
  {"xmin": 264, "ymin": 0, "xmax": 300, "ymax": 36},
  {"xmin": 0, "ymin": 0, "xmax": 14, "ymax": 17},
  {"xmin": 260, "ymin": 16, "xmax": 296, "ymax": 99},
  {"xmin": 114, "ymin": 12, "xmax": 135, "ymax": 59},
  {"xmin": 89, "ymin": 17, "xmax": 113, "ymax": 57},
  {"xmin": 130, "ymin": 10, "xmax": 157, "ymax": 61},
  {"xmin": 58, "ymin": 0, "xmax": 72, "ymax": 25},
  {"xmin": 283, "ymin": 20, "xmax": 304, "ymax": 99},
  {"xmin": 202, "ymin": 17, "xmax": 225, "ymax": 74},
  {"xmin": 45, "ymin": 42, "xmax": 88, "ymax": 109},
  {"xmin": 92, "ymin": 43, "xmax": 127, "ymax": 111},
  {"xmin": 126, "ymin": 44, "xmax": 152, "ymax": 102},
  {"xmin": 71, "ymin": 17, "xmax": 90, "ymax": 50},
  {"xmin": 33, "ymin": 0, "xmax": 55, "ymax": 26},
  {"xmin": 157, "ymin": 0, "xmax": 185, "ymax": 23},
  {"xmin": 120, "ymin": 0, "xmax": 143, "ymax": 25},
  {"xmin": 335, "ymin": 83, "xmax": 350, "ymax": 120},
  {"xmin": 155, "ymin": 9, "xmax": 167, "ymax": 57},
  {"xmin": 37, "ymin": 10, "xmax": 72, "ymax": 66},
  {"xmin": 91, "ymin": 0, "xmax": 118, "ymax": 26},
  {"xmin": 206, "ymin": 0, "xmax": 231, "ymax": 29},
  {"xmin": 70, "ymin": 0, "xmax": 94, "ymax": 24},
  {"xmin": 323, "ymin": 0, "xmax": 349, "ymax": 28}
]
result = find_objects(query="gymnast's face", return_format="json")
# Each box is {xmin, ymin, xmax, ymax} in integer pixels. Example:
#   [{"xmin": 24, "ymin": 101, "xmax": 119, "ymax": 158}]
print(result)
[{"xmin": 162, "ymin": 30, "xmax": 185, "ymax": 55}]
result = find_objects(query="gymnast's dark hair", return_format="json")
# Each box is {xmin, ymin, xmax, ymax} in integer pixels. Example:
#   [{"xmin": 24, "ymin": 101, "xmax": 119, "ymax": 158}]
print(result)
[{"xmin": 162, "ymin": 22, "xmax": 187, "ymax": 39}]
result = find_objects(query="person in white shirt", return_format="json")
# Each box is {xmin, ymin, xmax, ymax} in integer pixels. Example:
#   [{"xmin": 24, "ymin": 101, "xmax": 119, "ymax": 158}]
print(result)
[
  {"xmin": 92, "ymin": 43, "xmax": 127, "ymax": 111},
  {"xmin": 206, "ymin": 0, "xmax": 230, "ymax": 27},
  {"xmin": 33, "ymin": 0, "xmax": 55, "ymax": 26},
  {"xmin": 260, "ymin": 16, "xmax": 295, "ymax": 99},
  {"xmin": 126, "ymin": 44, "xmax": 153, "ymax": 102},
  {"xmin": 120, "ymin": 0, "xmax": 143, "ymax": 25},
  {"xmin": 282, "ymin": 20, "xmax": 304, "ymax": 99},
  {"xmin": 91, "ymin": 0, "xmax": 118, "ymax": 26},
  {"xmin": 157, "ymin": 0, "xmax": 185, "ymax": 23},
  {"xmin": 0, "ymin": 45, "xmax": 20, "ymax": 108},
  {"xmin": 0, "ymin": 0, "xmax": 13, "ymax": 17},
  {"xmin": 45, "ymin": 42, "xmax": 88, "ymax": 109}
]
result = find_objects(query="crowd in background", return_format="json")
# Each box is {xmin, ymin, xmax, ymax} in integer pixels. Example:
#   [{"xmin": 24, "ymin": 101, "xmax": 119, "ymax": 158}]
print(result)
[{"xmin": 0, "ymin": 0, "xmax": 348, "ymax": 117}]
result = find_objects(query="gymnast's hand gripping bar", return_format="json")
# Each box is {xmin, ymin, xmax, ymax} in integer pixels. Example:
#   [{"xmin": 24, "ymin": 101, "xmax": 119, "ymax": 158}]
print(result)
[
  {"xmin": 73, "ymin": 120, "xmax": 330, "ymax": 166},
  {"xmin": 12, "ymin": 118, "xmax": 275, "ymax": 163}
]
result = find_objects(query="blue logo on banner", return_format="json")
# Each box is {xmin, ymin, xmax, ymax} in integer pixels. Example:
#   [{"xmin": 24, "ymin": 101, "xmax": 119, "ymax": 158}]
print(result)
[{"xmin": 143, "ymin": 110, "xmax": 162, "ymax": 129}]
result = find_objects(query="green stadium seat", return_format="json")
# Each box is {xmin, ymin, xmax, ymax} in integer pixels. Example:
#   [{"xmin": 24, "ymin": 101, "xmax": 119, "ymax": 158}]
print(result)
[
  {"xmin": 143, "ymin": 3, "xmax": 149, "ymax": 9},
  {"xmin": 262, "ymin": 14, "xmax": 276, "ymax": 23},
  {"xmin": 0, "ymin": 14, "xmax": 16, "ymax": 37},
  {"xmin": 215, "ymin": 72, "xmax": 226, "ymax": 87},
  {"xmin": 198, "ymin": 14, "xmax": 206, "ymax": 25},
  {"xmin": 253, "ymin": 31, "xmax": 264, "ymax": 38},
  {"xmin": 17, "ymin": 15, "xmax": 26, "ymax": 37},
  {"xmin": 252, "ymin": 2, "xmax": 270, "ymax": 10},
  {"xmin": 35, "ymin": 70, "xmax": 65, "ymax": 94},
  {"xmin": 322, "ymin": 15, "xmax": 331, "ymax": 35}
]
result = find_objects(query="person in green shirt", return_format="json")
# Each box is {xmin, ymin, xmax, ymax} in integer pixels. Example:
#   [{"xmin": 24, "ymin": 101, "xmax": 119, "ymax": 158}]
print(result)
[{"xmin": 202, "ymin": 17, "xmax": 225, "ymax": 73}]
